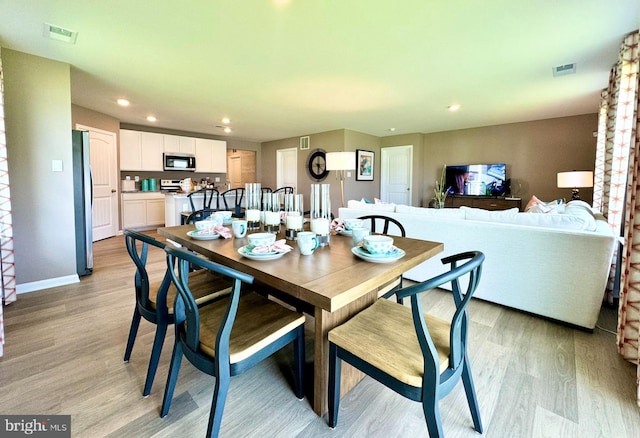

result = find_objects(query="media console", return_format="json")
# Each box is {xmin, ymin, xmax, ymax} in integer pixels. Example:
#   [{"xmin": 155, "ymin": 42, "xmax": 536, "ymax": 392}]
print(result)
[{"xmin": 445, "ymin": 196, "xmax": 521, "ymax": 211}]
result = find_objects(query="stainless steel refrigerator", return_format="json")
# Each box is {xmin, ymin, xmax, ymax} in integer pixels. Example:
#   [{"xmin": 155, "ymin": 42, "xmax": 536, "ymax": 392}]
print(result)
[{"xmin": 72, "ymin": 130, "xmax": 93, "ymax": 276}]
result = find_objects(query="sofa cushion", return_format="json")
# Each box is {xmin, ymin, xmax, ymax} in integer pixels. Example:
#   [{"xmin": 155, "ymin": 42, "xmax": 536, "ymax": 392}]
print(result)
[
  {"xmin": 564, "ymin": 201, "xmax": 597, "ymax": 231},
  {"xmin": 347, "ymin": 199, "xmax": 396, "ymax": 212},
  {"xmin": 461, "ymin": 206, "xmax": 596, "ymax": 231},
  {"xmin": 395, "ymin": 204, "xmax": 466, "ymax": 219},
  {"xmin": 460, "ymin": 206, "xmax": 520, "ymax": 222}
]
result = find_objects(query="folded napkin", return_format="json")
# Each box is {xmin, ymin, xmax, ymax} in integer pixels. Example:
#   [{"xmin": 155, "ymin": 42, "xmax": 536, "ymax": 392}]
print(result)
[
  {"xmin": 251, "ymin": 239, "xmax": 293, "ymax": 254},
  {"xmin": 331, "ymin": 218, "xmax": 345, "ymax": 232},
  {"xmin": 213, "ymin": 225, "xmax": 232, "ymax": 239}
]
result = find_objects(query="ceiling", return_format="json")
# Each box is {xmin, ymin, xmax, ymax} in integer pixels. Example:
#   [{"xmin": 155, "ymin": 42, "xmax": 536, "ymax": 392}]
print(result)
[{"xmin": 1, "ymin": 1, "xmax": 638, "ymax": 142}]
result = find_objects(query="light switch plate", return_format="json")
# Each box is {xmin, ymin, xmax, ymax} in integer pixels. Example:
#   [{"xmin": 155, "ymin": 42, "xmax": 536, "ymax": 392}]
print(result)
[{"xmin": 52, "ymin": 159, "xmax": 63, "ymax": 172}]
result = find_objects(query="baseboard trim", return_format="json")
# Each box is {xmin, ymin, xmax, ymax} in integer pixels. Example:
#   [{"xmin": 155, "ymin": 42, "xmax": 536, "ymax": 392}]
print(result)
[{"xmin": 17, "ymin": 275, "xmax": 80, "ymax": 294}]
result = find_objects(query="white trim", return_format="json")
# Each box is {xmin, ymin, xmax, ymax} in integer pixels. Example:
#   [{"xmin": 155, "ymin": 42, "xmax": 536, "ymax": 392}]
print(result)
[{"xmin": 17, "ymin": 275, "xmax": 80, "ymax": 294}]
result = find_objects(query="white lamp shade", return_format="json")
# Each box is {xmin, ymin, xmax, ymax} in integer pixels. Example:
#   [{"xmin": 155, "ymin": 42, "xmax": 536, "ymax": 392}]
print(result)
[
  {"xmin": 326, "ymin": 152, "xmax": 356, "ymax": 171},
  {"xmin": 557, "ymin": 171, "xmax": 593, "ymax": 188}
]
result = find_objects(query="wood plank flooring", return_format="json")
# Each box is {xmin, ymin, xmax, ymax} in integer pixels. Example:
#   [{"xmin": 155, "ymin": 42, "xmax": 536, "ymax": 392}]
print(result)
[{"xmin": 1, "ymin": 232, "xmax": 639, "ymax": 437}]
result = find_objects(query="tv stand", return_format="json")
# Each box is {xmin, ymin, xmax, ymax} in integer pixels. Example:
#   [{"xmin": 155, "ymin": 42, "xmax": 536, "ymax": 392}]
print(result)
[{"xmin": 445, "ymin": 196, "xmax": 521, "ymax": 211}]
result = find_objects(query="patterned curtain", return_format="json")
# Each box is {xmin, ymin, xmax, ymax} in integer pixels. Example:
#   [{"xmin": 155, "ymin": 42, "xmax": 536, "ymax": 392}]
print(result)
[
  {"xmin": 0, "ymin": 47, "xmax": 17, "ymax": 357},
  {"xmin": 594, "ymin": 31, "xmax": 640, "ymax": 405}
]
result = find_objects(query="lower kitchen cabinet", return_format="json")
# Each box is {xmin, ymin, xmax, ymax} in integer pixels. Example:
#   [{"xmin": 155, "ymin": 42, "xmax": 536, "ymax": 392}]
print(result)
[{"xmin": 122, "ymin": 192, "xmax": 165, "ymax": 229}]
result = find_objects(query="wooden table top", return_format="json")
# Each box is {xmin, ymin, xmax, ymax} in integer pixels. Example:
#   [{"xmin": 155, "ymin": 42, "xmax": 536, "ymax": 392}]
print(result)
[{"xmin": 158, "ymin": 225, "xmax": 444, "ymax": 312}]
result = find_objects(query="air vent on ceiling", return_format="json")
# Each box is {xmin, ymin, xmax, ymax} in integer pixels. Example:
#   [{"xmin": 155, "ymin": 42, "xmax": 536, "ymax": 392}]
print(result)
[
  {"xmin": 552, "ymin": 63, "xmax": 576, "ymax": 77},
  {"xmin": 300, "ymin": 136, "xmax": 310, "ymax": 150},
  {"xmin": 43, "ymin": 23, "xmax": 78, "ymax": 44}
]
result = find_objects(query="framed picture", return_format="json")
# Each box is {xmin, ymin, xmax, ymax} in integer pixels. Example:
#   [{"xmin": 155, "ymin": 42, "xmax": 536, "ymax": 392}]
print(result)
[{"xmin": 356, "ymin": 149, "xmax": 374, "ymax": 181}]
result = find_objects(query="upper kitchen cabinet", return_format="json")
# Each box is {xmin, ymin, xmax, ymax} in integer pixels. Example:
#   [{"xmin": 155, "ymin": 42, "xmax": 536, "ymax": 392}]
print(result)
[
  {"xmin": 164, "ymin": 134, "xmax": 196, "ymax": 155},
  {"xmin": 195, "ymin": 138, "xmax": 227, "ymax": 173},
  {"xmin": 119, "ymin": 129, "xmax": 164, "ymax": 171}
]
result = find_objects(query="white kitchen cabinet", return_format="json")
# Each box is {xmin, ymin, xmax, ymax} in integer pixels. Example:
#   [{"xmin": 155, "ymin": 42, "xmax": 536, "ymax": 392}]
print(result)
[
  {"xmin": 120, "ymin": 129, "xmax": 164, "ymax": 171},
  {"xmin": 195, "ymin": 138, "xmax": 227, "ymax": 173},
  {"xmin": 140, "ymin": 132, "xmax": 164, "ymax": 171},
  {"xmin": 120, "ymin": 130, "xmax": 142, "ymax": 170},
  {"xmin": 122, "ymin": 192, "xmax": 165, "ymax": 228},
  {"xmin": 163, "ymin": 135, "xmax": 196, "ymax": 155}
]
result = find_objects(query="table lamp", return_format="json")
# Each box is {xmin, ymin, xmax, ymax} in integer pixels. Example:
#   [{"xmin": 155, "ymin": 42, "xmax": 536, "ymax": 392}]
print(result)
[
  {"xmin": 557, "ymin": 171, "xmax": 593, "ymax": 201},
  {"xmin": 326, "ymin": 151, "xmax": 356, "ymax": 208}
]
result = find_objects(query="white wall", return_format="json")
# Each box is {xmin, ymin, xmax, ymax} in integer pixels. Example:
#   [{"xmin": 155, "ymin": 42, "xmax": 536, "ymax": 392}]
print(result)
[{"xmin": 3, "ymin": 48, "xmax": 77, "ymax": 287}]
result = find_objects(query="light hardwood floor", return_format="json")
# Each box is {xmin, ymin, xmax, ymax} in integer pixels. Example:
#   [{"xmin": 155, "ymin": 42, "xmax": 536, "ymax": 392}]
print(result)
[{"xmin": 1, "ymin": 232, "xmax": 639, "ymax": 437}]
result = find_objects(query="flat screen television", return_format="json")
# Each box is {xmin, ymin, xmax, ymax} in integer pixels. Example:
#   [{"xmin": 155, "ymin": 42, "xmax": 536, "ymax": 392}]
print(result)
[{"xmin": 445, "ymin": 164, "xmax": 507, "ymax": 197}]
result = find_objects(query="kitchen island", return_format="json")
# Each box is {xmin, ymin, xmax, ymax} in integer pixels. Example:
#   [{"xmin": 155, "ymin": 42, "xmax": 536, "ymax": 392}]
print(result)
[{"xmin": 164, "ymin": 191, "xmax": 245, "ymax": 226}]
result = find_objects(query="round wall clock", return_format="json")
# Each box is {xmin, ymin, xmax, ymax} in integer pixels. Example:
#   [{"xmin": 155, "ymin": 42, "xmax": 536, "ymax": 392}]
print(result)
[{"xmin": 306, "ymin": 148, "xmax": 329, "ymax": 181}]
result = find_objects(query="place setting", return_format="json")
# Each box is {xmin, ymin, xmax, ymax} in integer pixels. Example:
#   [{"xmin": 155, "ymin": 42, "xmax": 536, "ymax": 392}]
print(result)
[
  {"xmin": 238, "ymin": 232, "xmax": 293, "ymax": 261},
  {"xmin": 187, "ymin": 215, "xmax": 233, "ymax": 240},
  {"xmin": 351, "ymin": 234, "xmax": 406, "ymax": 263}
]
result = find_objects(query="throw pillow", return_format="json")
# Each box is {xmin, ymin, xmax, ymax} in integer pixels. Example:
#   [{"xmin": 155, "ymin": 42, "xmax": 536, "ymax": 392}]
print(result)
[{"xmin": 525, "ymin": 195, "xmax": 565, "ymax": 214}]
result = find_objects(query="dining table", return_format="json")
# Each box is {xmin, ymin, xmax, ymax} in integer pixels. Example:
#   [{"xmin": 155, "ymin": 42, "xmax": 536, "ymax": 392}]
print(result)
[{"xmin": 158, "ymin": 224, "xmax": 444, "ymax": 415}]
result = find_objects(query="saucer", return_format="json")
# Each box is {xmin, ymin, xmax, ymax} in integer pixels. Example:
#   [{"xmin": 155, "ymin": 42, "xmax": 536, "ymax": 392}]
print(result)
[
  {"xmin": 351, "ymin": 246, "xmax": 405, "ymax": 263},
  {"xmin": 238, "ymin": 245, "xmax": 286, "ymax": 261},
  {"xmin": 187, "ymin": 230, "xmax": 220, "ymax": 240}
]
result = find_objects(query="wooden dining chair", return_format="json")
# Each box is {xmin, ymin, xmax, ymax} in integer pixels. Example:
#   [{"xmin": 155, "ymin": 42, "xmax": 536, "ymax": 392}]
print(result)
[
  {"xmin": 123, "ymin": 230, "xmax": 232, "ymax": 396},
  {"xmin": 220, "ymin": 187, "xmax": 245, "ymax": 218},
  {"xmin": 328, "ymin": 251, "xmax": 485, "ymax": 438},
  {"xmin": 161, "ymin": 246, "xmax": 306, "ymax": 438}
]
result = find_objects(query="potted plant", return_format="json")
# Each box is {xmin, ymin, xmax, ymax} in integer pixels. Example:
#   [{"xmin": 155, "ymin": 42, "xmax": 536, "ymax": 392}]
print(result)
[{"xmin": 433, "ymin": 164, "xmax": 449, "ymax": 208}]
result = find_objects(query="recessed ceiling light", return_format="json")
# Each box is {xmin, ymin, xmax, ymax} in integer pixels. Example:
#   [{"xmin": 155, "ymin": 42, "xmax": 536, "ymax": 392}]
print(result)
[
  {"xmin": 146, "ymin": 115, "xmax": 157, "ymax": 122},
  {"xmin": 224, "ymin": 127, "xmax": 232, "ymax": 133},
  {"xmin": 448, "ymin": 104, "xmax": 461, "ymax": 112},
  {"xmin": 117, "ymin": 98, "xmax": 130, "ymax": 106},
  {"xmin": 387, "ymin": 128, "xmax": 396, "ymax": 132},
  {"xmin": 221, "ymin": 117, "xmax": 231, "ymax": 124}
]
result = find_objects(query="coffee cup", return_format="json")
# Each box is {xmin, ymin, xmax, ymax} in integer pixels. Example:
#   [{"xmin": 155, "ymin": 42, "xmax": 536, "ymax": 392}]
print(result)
[
  {"xmin": 297, "ymin": 231, "xmax": 319, "ymax": 255},
  {"xmin": 231, "ymin": 220, "xmax": 248, "ymax": 238},
  {"xmin": 343, "ymin": 218, "xmax": 364, "ymax": 231},
  {"xmin": 363, "ymin": 235, "xmax": 394, "ymax": 254},
  {"xmin": 351, "ymin": 227, "xmax": 370, "ymax": 245},
  {"xmin": 248, "ymin": 232, "xmax": 276, "ymax": 248}
]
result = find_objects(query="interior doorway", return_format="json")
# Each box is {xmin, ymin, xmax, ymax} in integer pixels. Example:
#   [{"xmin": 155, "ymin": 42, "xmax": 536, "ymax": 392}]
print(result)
[
  {"xmin": 226, "ymin": 150, "xmax": 256, "ymax": 188},
  {"xmin": 277, "ymin": 147, "xmax": 297, "ymax": 191},
  {"xmin": 380, "ymin": 145, "xmax": 413, "ymax": 205}
]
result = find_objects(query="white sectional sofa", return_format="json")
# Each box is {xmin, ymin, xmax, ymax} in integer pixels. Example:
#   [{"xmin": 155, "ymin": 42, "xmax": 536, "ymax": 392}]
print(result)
[{"xmin": 338, "ymin": 200, "xmax": 617, "ymax": 330}]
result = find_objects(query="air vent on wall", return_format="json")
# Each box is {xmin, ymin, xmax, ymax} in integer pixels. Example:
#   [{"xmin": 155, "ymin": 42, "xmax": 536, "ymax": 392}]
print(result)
[
  {"xmin": 300, "ymin": 136, "xmax": 310, "ymax": 150},
  {"xmin": 552, "ymin": 63, "xmax": 576, "ymax": 77},
  {"xmin": 43, "ymin": 23, "xmax": 78, "ymax": 44}
]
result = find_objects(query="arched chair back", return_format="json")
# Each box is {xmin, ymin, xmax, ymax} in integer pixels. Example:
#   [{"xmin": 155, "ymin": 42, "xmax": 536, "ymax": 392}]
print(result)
[
  {"xmin": 357, "ymin": 214, "xmax": 406, "ymax": 237},
  {"xmin": 328, "ymin": 251, "xmax": 485, "ymax": 438},
  {"xmin": 188, "ymin": 188, "xmax": 220, "ymax": 212},
  {"xmin": 123, "ymin": 230, "xmax": 231, "ymax": 396},
  {"xmin": 220, "ymin": 188, "xmax": 245, "ymax": 218},
  {"xmin": 161, "ymin": 246, "xmax": 305, "ymax": 438},
  {"xmin": 273, "ymin": 186, "xmax": 294, "ymax": 195}
]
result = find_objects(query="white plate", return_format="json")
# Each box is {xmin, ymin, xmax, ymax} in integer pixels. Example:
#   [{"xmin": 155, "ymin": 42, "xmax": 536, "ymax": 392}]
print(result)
[
  {"xmin": 187, "ymin": 230, "xmax": 220, "ymax": 240},
  {"xmin": 238, "ymin": 246, "xmax": 287, "ymax": 261},
  {"xmin": 351, "ymin": 246, "xmax": 406, "ymax": 263},
  {"xmin": 337, "ymin": 229, "xmax": 353, "ymax": 236}
]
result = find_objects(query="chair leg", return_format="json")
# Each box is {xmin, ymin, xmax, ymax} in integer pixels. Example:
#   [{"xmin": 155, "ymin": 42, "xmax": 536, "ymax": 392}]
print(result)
[
  {"xmin": 123, "ymin": 309, "xmax": 142, "ymax": 362},
  {"xmin": 461, "ymin": 357, "xmax": 483, "ymax": 433},
  {"xmin": 206, "ymin": 373, "xmax": 231, "ymax": 438},
  {"xmin": 422, "ymin": 386, "xmax": 444, "ymax": 438},
  {"xmin": 293, "ymin": 326, "xmax": 305, "ymax": 400},
  {"xmin": 142, "ymin": 321, "xmax": 168, "ymax": 397},
  {"xmin": 327, "ymin": 343, "xmax": 341, "ymax": 428},
  {"xmin": 160, "ymin": 342, "xmax": 184, "ymax": 418}
]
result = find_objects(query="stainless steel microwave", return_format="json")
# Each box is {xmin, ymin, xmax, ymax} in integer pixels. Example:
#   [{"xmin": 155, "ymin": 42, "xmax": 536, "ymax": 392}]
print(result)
[{"xmin": 163, "ymin": 152, "xmax": 196, "ymax": 171}]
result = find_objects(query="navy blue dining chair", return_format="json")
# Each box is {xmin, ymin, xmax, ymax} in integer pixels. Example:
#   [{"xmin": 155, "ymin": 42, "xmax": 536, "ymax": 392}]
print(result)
[
  {"xmin": 161, "ymin": 246, "xmax": 305, "ymax": 438},
  {"xmin": 328, "ymin": 251, "xmax": 485, "ymax": 437},
  {"xmin": 123, "ymin": 230, "xmax": 231, "ymax": 396}
]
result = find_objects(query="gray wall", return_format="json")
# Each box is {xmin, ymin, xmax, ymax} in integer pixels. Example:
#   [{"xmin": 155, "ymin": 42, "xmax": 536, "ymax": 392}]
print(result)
[{"xmin": 3, "ymin": 49, "xmax": 77, "ymax": 286}]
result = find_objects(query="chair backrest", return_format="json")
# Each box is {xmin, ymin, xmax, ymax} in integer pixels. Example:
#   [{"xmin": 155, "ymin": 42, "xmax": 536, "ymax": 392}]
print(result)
[
  {"xmin": 221, "ymin": 188, "xmax": 245, "ymax": 215},
  {"xmin": 185, "ymin": 209, "xmax": 218, "ymax": 224},
  {"xmin": 273, "ymin": 186, "xmax": 294, "ymax": 195},
  {"xmin": 164, "ymin": 246, "xmax": 254, "ymax": 360},
  {"xmin": 188, "ymin": 188, "xmax": 220, "ymax": 212},
  {"xmin": 357, "ymin": 214, "xmax": 406, "ymax": 237},
  {"xmin": 396, "ymin": 251, "xmax": 484, "ymax": 377},
  {"xmin": 124, "ymin": 229, "xmax": 172, "ymax": 314}
]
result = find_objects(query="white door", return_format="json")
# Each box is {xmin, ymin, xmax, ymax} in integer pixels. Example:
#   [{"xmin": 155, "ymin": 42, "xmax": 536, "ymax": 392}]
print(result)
[
  {"xmin": 228, "ymin": 156, "xmax": 242, "ymax": 188},
  {"xmin": 76, "ymin": 124, "xmax": 118, "ymax": 241},
  {"xmin": 277, "ymin": 148, "xmax": 297, "ymax": 190},
  {"xmin": 381, "ymin": 145, "xmax": 413, "ymax": 205}
]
